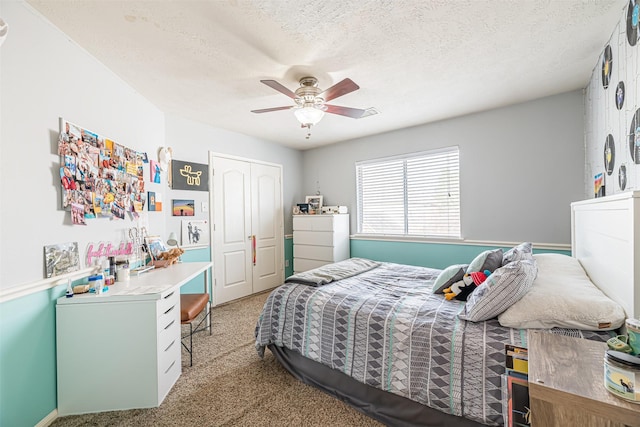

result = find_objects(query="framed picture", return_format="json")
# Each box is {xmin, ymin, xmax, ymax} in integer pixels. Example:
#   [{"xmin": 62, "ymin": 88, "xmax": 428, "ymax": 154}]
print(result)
[
  {"xmin": 44, "ymin": 242, "xmax": 80, "ymax": 278},
  {"xmin": 181, "ymin": 219, "xmax": 210, "ymax": 247},
  {"xmin": 145, "ymin": 235, "xmax": 167, "ymax": 260},
  {"xmin": 305, "ymin": 195, "xmax": 323, "ymax": 214},
  {"xmin": 172, "ymin": 199, "xmax": 195, "ymax": 216}
]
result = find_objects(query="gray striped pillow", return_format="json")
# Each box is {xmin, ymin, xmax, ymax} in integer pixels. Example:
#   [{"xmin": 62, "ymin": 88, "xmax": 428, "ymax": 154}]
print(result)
[{"xmin": 458, "ymin": 258, "xmax": 538, "ymax": 322}]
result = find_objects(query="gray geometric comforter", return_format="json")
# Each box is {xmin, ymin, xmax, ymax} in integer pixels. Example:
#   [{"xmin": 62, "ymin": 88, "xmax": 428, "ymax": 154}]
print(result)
[{"xmin": 255, "ymin": 259, "xmax": 612, "ymax": 426}]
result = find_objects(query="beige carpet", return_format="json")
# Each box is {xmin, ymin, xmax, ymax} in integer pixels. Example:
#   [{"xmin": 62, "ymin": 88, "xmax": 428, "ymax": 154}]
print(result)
[{"xmin": 51, "ymin": 291, "xmax": 382, "ymax": 427}]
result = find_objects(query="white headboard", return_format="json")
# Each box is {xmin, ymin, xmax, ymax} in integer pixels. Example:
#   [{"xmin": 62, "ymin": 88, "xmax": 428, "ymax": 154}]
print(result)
[{"xmin": 571, "ymin": 191, "xmax": 640, "ymax": 320}]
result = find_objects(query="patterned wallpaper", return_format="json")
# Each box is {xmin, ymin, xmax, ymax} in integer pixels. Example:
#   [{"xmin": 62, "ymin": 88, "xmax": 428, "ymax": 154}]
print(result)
[{"xmin": 586, "ymin": 2, "xmax": 640, "ymax": 197}]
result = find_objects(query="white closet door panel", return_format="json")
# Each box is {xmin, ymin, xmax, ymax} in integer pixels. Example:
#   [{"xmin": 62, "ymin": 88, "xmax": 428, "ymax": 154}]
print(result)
[
  {"xmin": 213, "ymin": 157, "xmax": 252, "ymax": 304},
  {"xmin": 251, "ymin": 162, "xmax": 283, "ymax": 293}
]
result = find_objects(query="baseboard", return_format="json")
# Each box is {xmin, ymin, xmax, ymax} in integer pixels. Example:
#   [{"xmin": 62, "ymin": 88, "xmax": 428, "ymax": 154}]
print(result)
[{"xmin": 35, "ymin": 409, "xmax": 57, "ymax": 427}]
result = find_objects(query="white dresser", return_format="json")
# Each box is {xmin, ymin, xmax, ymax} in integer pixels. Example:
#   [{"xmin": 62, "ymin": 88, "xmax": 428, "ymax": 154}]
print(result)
[
  {"xmin": 293, "ymin": 214, "xmax": 350, "ymax": 273},
  {"xmin": 55, "ymin": 262, "xmax": 211, "ymax": 416}
]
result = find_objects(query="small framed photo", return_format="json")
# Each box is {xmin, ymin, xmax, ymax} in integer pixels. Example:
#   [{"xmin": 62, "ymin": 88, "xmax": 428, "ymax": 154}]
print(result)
[
  {"xmin": 305, "ymin": 195, "xmax": 323, "ymax": 214},
  {"xmin": 181, "ymin": 220, "xmax": 210, "ymax": 247},
  {"xmin": 145, "ymin": 235, "xmax": 167, "ymax": 260},
  {"xmin": 172, "ymin": 199, "xmax": 194, "ymax": 216}
]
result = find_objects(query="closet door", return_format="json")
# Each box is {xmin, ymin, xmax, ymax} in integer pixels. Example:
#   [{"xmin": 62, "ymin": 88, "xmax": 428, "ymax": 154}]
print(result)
[
  {"xmin": 212, "ymin": 156, "xmax": 253, "ymax": 304},
  {"xmin": 251, "ymin": 162, "xmax": 283, "ymax": 293},
  {"xmin": 212, "ymin": 155, "xmax": 284, "ymax": 305}
]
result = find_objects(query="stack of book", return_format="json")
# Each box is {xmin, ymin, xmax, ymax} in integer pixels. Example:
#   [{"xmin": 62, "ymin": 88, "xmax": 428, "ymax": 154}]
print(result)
[{"xmin": 505, "ymin": 344, "xmax": 530, "ymax": 427}]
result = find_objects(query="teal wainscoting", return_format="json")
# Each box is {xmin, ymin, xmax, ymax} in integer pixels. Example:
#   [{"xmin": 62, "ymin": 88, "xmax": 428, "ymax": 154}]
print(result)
[
  {"xmin": 0, "ymin": 285, "xmax": 65, "ymax": 427},
  {"xmin": 285, "ymin": 236, "xmax": 293, "ymax": 278},
  {"xmin": 179, "ymin": 247, "xmax": 212, "ymax": 294},
  {"xmin": 350, "ymin": 239, "xmax": 569, "ymax": 269}
]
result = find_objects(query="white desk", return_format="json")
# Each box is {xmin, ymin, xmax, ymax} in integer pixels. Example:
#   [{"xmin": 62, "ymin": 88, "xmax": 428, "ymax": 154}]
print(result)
[{"xmin": 56, "ymin": 262, "xmax": 211, "ymax": 416}]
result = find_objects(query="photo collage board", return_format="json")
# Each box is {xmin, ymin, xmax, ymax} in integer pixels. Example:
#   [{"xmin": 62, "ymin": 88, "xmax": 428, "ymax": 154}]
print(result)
[{"xmin": 58, "ymin": 118, "xmax": 148, "ymax": 224}]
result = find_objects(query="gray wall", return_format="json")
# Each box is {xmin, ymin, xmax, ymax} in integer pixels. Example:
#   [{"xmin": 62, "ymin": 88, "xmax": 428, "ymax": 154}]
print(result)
[{"xmin": 302, "ymin": 90, "xmax": 586, "ymax": 244}]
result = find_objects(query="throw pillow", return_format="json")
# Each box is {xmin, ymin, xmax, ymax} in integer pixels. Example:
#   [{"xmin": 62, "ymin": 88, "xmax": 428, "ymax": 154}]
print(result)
[
  {"xmin": 466, "ymin": 248, "xmax": 503, "ymax": 274},
  {"xmin": 432, "ymin": 264, "xmax": 468, "ymax": 294},
  {"xmin": 459, "ymin": 258, "xmax": 538, "ymax": 322},
  {"xmin": 502, "ymin": 242, "xmax": 533, "ymax": 265}
]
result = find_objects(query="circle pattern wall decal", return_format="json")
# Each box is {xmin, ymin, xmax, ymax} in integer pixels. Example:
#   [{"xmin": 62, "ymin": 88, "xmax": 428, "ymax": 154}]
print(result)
[
  {"xmin": 619, "ymin": 164, "xmax": 627, "ymax": 191},
  {"xmin": 629, "ymin": 108, "xmax": 640, "ymax": 164},
  {"xmin": 616, "ymin": 81, "xmax": 625, "ymax": 110},
  {"xmin": 628, "ymin": 0, "xmax": 639, "ymax": 46},
  {"xmin": 602, "ymin": 45, "xmax": 612, "ymax": 89},
  {"xmin": 604, "ymin": 134, "xmax": 615, "ymax": 175}
]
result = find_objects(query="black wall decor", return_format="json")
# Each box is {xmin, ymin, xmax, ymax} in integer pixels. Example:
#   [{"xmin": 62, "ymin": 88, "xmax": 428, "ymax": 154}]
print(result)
[{"xmin": 171, "ymin": 159, "xmax": 209, "ymax": 191}]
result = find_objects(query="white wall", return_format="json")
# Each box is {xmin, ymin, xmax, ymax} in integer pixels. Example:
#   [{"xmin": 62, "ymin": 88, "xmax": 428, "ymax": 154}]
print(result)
[
  {"xmin": 302, "ymin": 90, "xmax": 586, "ymax": 244},
  {"xmin": 0, "ymin": 1, "xmax": 304, "ymax": 291},
  {"xmin": 0, "ymin": 1, "xmax": 167, "ymax": 289},
  {"xmin": 164, "ymin": 114, "xmax": 303, "ymax": 235}
]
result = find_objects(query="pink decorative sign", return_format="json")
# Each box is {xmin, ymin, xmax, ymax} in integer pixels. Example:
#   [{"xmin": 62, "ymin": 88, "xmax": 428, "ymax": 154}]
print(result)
[{"xmin": 86, "ymin": 241, "xmax": 134, "ymax": 266}]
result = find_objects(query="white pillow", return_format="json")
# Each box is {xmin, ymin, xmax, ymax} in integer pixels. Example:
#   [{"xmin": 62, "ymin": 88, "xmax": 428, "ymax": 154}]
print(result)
[{"xmin": 498, "ymin": 253, "xmax": 626, "ymax": 331}]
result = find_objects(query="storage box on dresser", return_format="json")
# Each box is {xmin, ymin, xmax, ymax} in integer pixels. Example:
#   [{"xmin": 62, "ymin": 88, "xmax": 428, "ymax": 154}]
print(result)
[
  {"xmin": 293, "ymin": 214, "xmax": 350, "ymax": 273},
  {"xmin": 56, "ymin": 287, "xmax": 181, "ymax": 415}
]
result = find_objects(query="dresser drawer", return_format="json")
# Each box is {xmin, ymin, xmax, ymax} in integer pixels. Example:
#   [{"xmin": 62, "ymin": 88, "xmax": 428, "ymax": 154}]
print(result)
[
  {"xmin": 294, "ymin": 257, "xmax": 330, "ymax": 272},
  {"xmin": 293, "ymin": 215, "xmax": 335, "ymax": 231},
  {"xmin": 293, "ymin": 230, "xmax": 340, "ymax": 246},
  {"xmin": 294, "ymin": 244, "xmax": 339, "ymax": 262}
]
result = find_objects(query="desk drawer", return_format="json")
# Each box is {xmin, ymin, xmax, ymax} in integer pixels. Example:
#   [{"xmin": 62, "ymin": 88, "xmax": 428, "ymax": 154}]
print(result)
[
  {"xmin": 157, "ymin": 339, "xmax": 181, "ymax": 402},
  {"xmin": 158, "ymin": 289, "xmax": 179, "ymax": 314}
]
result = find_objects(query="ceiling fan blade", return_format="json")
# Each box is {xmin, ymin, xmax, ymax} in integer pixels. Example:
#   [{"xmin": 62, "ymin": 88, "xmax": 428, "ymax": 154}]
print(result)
[
  {"xmin": 320, "ymin": 78, "xmax": 360, "ymax": 102},
  {"xmin": 324, "ymin": 104, "xmax": 367, "ymax": 119},
  {"xmin": 260, "ymin": 80, "xmax": 297, "ymax": 99},
  {"xmin": 251, "ymin": 106, "xmax": 294, "ymax": 114}
]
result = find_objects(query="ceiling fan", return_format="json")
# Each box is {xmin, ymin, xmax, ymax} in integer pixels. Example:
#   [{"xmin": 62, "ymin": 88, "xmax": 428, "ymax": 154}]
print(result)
[{"xmin": 251, "ymin": 76, "xmax": 378, "ymax": 129}]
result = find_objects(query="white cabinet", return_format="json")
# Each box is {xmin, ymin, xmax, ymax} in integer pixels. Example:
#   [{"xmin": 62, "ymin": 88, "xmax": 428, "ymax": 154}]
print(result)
[
  {"xmin": 55, "ymin": 262, "xmax": 211, "ymax": 416},
  {"xmin": 293, "ymin": 214, "xmax": 350, "ymax": 273}
]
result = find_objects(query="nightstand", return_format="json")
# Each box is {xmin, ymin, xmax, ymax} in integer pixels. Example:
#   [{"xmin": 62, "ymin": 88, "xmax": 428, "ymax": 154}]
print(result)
[{"xmin": 528, "ymin": 330, "xmax": 640, "ymax": 427}]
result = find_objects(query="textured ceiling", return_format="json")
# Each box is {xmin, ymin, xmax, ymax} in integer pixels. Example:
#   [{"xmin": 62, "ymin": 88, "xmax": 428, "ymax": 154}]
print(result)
[{"xmin": 27, "ymin": 0, "xmax": 625, "ymax": 150}]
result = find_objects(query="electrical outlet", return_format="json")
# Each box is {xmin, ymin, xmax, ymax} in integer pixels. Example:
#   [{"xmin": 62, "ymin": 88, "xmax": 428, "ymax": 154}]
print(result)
[{"xmin": 285, "ymin": 260, "xmax": 290, "ymax": 267}]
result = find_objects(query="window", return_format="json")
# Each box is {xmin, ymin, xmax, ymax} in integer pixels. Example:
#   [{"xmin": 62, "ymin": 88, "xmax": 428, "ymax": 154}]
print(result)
[{"xmin": 356, "ymin": 147, "xmax": 460, "ymax": 238}]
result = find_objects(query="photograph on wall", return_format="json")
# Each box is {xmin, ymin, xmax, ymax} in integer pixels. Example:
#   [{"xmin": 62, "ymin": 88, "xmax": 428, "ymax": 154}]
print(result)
[
  {"xmin": 172, "ymin": 199, "xmax": 195, "ymax": 216},
  {"xmin": 71, "ymin": 203, "xmax": 86, "ymax": 225},
  {"xmin": 150, "ymin": 159, "xmax": 161, "ymax": 183},
  {"xmin": 58, "ymin": 118, "xmax": 147, "ymax": 223},
  {"xmin": 171, "ymin": 159, "xmax": 209, "ymax": 191},
  {"xmin": 44, "ymin": 242, "xmax": 80, "ymax": 278},
  {"xmin": 148, "ymin": 191, "xmax": 157, "ymax": 211},
  {"xmin": 595, "ymin": 173, "xmax": 605, "ymax": 198},
  {"xmin": 181, "ymin": 219, "xmax": 209, "ymax": 247}
]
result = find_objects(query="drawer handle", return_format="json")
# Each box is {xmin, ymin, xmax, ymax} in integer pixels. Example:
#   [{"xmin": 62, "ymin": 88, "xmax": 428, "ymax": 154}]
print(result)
[
  {"xmin": 164, "ymin": 360, "xmax": 176, "ymax": 375},
  {"xmin": 164, "ymin": 305, "xmax": 175, "ymax": 315},
  {"xmin": 165, "ymin": 339, "xmax": 176, "ymax": 352},
  {"xmin": 164, "ymin": 320, "xmax": 175, "ymax": 330},
  {"xmin": 164, "ymin": 291, "xmax": 175, "ymax": 300}
]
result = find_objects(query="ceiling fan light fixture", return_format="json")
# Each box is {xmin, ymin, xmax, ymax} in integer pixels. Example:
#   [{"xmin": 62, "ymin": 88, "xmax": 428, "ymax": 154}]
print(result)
[{"xmin": 294, "ymin": 105, "xmax": 325, "ymax": 125}]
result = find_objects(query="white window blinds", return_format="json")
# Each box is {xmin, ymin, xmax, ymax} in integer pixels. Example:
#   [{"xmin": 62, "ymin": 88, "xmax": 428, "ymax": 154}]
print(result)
[{"xmin": 356, "ymin": 147, "xmax": 460, "ymax": 238}]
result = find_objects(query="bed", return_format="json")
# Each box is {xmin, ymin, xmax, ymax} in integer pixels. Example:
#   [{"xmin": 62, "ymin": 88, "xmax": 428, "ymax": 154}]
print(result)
[{"xmin": 255, "ymin": 194, "xmax": 636, "ymax": 426}]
